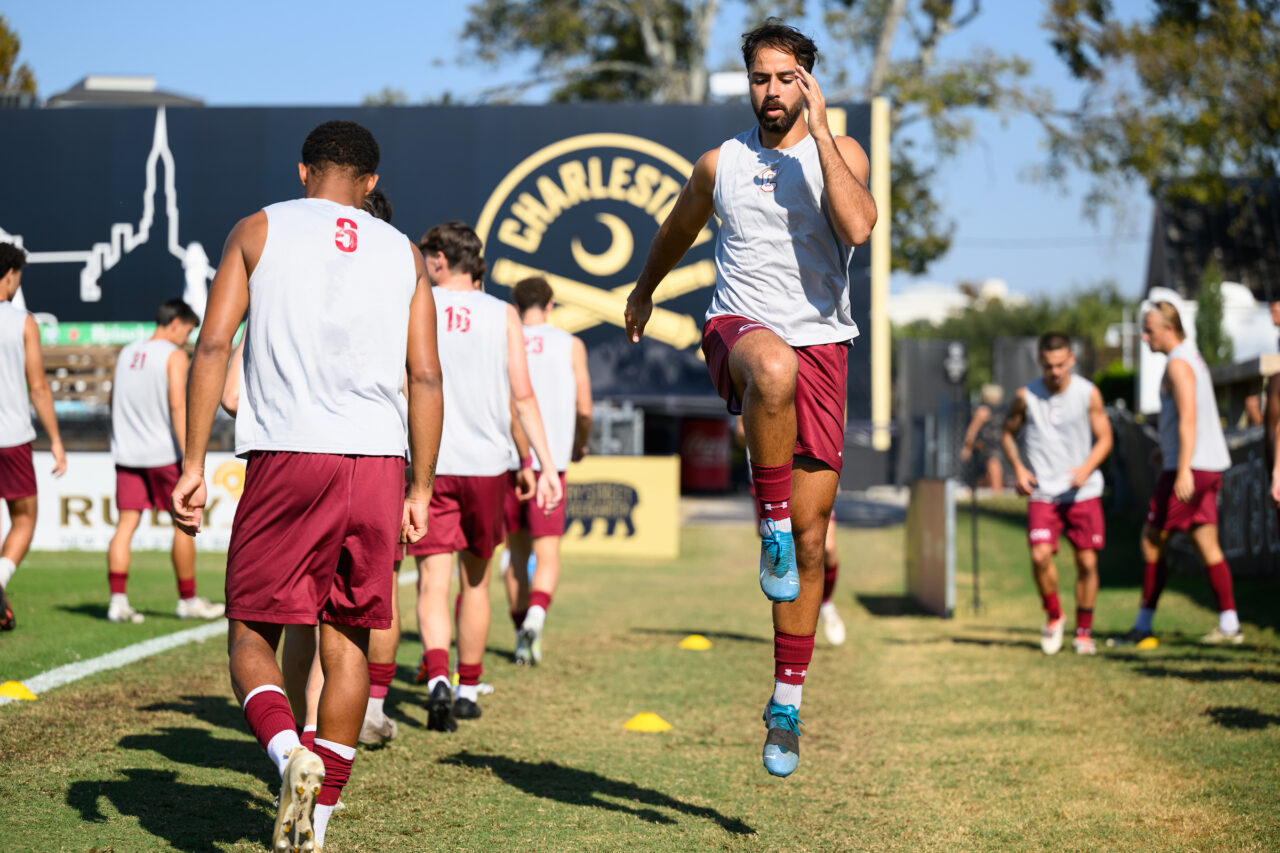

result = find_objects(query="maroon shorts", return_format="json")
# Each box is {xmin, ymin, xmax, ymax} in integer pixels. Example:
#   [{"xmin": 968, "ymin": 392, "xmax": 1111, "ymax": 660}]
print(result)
[
  {"xmin": 1028, "ymin": 498, "xmax": 1105, "ymax": 553},
  {"xmin": 0, "ymin": 442, "xmax": 37, "ymax": 501},
  {"xmin": 702, "ymin": 314, "xmax": 849, "ymax": 473},
  {"xmin": 225, "ymin": 452, "xmax": 404, "ymax": 629},
  {"xmin": 1147, "ymin": 470, "xmax": 1222, "ymax": 531},
  {"xmin": 504, "ymin": 470, "xmax": 568, "ymax": 538},
  {"xmin": 406, "ymin": 473, "xmax": 507, "ymax": 560},
  {"xmin": 116, "ymin": 462, "xmax": 181, "ymax": 512}
]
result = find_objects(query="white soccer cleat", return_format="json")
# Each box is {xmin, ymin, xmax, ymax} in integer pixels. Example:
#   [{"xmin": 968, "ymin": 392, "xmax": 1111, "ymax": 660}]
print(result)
[
  {"xmin": 274, "ymin": 746, "xmax": 324, "ymax": 852},
  {"xmin": 1200, "ymin": 627, "xmax": 1244, "ymax": 646},
  {"xmin": 176, "ymin": 596, "xmax": 225, "ymax": 620},
  {"xmin": 1040, "ymin": 617, "xmax": 1064, "ymax": 655},
  {"xmin": 819, "ymin": 601, "xmax": 846, "ymax": 646},
  {"xmin": 107, "ymin": 600, "xmax": 145, "ymax": 624},
  {"xmin": 1072, "ymin": 633, "xmax": 1097, "ymax": 655}
]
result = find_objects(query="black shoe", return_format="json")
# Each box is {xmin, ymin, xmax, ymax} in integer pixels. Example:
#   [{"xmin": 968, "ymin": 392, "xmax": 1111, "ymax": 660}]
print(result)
[
  {"xmin": 453, "ymin": 696, "xmax": 482, "ymax": 720},
  {"xmin": 425, "ymin": 681, "xmax": 457, "ymax": 732},
  {"xmin": 0, "ymin": 585, "xmax": 13, "ymax": 631}
]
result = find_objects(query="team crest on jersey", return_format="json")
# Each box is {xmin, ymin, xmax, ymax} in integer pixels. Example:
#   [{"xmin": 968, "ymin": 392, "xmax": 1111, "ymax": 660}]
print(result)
[
  {"xmin": 758, "ymin": 166, "xmax": 778, "ymax": 193},
  {"xmin": 476, "ymin": 133, "xmax": 718, "ymax": 351}
]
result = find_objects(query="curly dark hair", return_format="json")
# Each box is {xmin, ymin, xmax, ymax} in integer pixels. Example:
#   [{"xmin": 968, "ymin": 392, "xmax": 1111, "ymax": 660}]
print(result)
[
  {"xmin": 419, "ymin": 221, "xmax": 483, "ymax": 279},
  {"xmin": 0, "ymin": 243, "xmax": 26, "ymax": 279},
  {"xmin": 301, "ymin": 120, "xmax": 380, "ymax": 176},
  {"xmin": 512, "ymin": 276, "xmax": 553, "ymax": 313},
  {"xmin": 362, "ymin": 188, "xmax": 393, "ymax": 223},
  {"xmin": 742, "ymin": 18, "xmax": 818, "ymax": 72}
]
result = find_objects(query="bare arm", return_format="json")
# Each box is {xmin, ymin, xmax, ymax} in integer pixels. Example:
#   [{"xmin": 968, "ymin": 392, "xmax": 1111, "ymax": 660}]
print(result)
[
  {"xmin": 1070, "ymin": 386, "xmax": 1114, "ymax": 485},
  {"xmin": 1167, "ymin": 358, "xmax": 1198, "ymax": 502},
  {"xmin": 171, "ymin": 212, "xmax": 260, "ymax": 533},
  {"xmin": 796, "ymin": 66, "xmax": 878, "ymax": 247},
  {"xmin": 960, "ymin": 404, "xmax": 990, "ymax": 461},
  {"xmin": 1269, "ymin": 374, "xmax": 1280, "ymax": 502},
  {"xmin": 23, "ymin": 314, "xmax": 65, "ymax": 476},
  {"xmin": 167, "ymin": 347, "xmax": 191, "ymax": 457},
  {"xmin": 1001, "ymin": 391, "xmax": 1036, "ymax": 495},
  {"xmin": 220, "ymin": 334, "xmax": 245, "ymax": 417},
  {"xmin": 507, "ymin": 305, "xmax": 562, "ymax": 509},
  {"xmin": 570, "ymin": 335, "xmax": 592, "ymax": 461},
  {"xmin": 509, "ymin": 394, "xmax": 535, "ymax": 501},
  {"xmin": 624, "ymin": 148, "xmax": 717, "ymax": 343},
  {"xmin": 402, "ymin": 244, "xmax": 445, "ymax": 543}
]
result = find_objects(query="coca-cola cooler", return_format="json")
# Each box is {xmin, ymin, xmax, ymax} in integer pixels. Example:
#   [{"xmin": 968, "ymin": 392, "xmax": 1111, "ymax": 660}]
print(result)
[{"xmin": 679, "ymin": 417, "xmax": 731, "ymax": 492}]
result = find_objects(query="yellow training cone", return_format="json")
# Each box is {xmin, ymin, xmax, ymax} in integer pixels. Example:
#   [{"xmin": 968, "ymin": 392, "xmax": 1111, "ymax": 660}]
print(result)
[
  {"xmin": 679, "ymin": 634, "xmax": 712, "ymax": 651},
  {"xmin": 0, "ymin": 681, "xmax": 37, "ymax": 701},
  {"xmin": 623, "ymin": 712, "xmax": 672, "ymax": 732}
]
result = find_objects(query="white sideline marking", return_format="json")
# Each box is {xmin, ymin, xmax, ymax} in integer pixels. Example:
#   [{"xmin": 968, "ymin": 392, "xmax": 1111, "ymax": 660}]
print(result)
[{"xmin": 1, "ymin": 569, "xmax": 422, "ymax": 707}]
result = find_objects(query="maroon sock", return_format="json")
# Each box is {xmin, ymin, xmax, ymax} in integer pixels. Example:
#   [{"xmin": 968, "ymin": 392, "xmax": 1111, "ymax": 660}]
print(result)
[
  {"xmin": 1206, "ymin": 561, "xmax": 1236, "ymax": 612},
  {"xmin": 454, "ymin": 592, "xmax": 462, "ymax": 623},
  {"xmin": 529, "ymin": 590, "xmax": 552, "ymax": 611},
  {"xmin": 177, "ymin": 577, "xmax": 196, "ymax": 599},
  {"xmin": 242, "ymin": 688, "xmax": 297, "ymax": 753},
  {"xmin": 367, "ymin": 662, "xmax": 396, "ymax": 700},
  {"xmin": 822, "ymin": 561, "xmax": 838, "ymax": 603},
  {"xmin": 109, "ymin": 572, "xmax": 128, "ymax": 595},
  {"xmin": 1076, "ymin": 608, "xmax": 1093, "ymax": 635},
  {"xmin": 751, "ymin": 462, "xmax": 792, "ymax": 525},
  {"xmin": 300, "ymin": 728, "xmax": 316, "ymax": 751},
  {"xmin": 510, "ymin": 608, "xmax": 528, "ymax": 630},
  {"xmin": 773, "ymin": 630, "xmax": 815, "ymax": 684},
  {"xmin": 313, "ymin": 742, "xmax": 354, "ymax": 807},
  {"xmin": 457, "ymin": 662, "xmax": 482, "ymax": 686},
  {"xmin": 1042, "ymin": 591, "xmax": 1062, "ymax": 621},
  {"xmin": 424, "ymin": 648, "xmax": 450, "ymax": 683},
  {"xmin": 1141, "ymin": 560, "xmax": 1168, "ymax": 609}
]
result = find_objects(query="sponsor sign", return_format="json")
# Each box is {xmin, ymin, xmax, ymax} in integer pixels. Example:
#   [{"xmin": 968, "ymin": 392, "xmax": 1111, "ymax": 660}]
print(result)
[{"xmin": 560, "ymin": 455, "xmax": 680, "ymax": 559}]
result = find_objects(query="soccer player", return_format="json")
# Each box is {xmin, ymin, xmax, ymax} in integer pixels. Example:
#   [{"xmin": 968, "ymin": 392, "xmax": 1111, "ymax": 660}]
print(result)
[
  {"xmin": 406, "ymin": 222, "xmax": 561, "ymax": 731},
  {"xmin": 106, "ymin": 299, "xmax": 223, "ymax": 624},
  {"xmin": 502, "ymin": 276, "xmax": 593, "ymax": 666},
  {"xmin": 625, "ymin": 19, "xmax": 877, "ymax": 777},
  {"xmin": 1001, "ymin": 333, "xmax": 1113, "ymax": 656},
  {"xmin": 172, "ymin": 121, "xmax": 444, "ymax": 852},
  {"xmin": 1110, "ymin": 302, "xmax": 1241, "ymax": 648},
  {"xmin": 0, "ymin": 242, "xmax": 66, "ymax": 631}
]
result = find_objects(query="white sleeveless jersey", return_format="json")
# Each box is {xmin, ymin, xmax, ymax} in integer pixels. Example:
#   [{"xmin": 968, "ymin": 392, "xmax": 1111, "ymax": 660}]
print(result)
[
  {"xmin": 111, "ymin": 338, "xmax": 181, "ymax": 467},
  {"xmin": 707, "ymin": 128, "xmax": 858, "ymax": 347},
  {"xmin": 520, "ymin": 323, "xmax": 576, "ymax": 472},
  {"xmin": 241, "ymin": 198, "xmax": 416, "ymax": 456},
  {"xmin": 1019, "ymin": 375, "xmax": 1103, "ymax": 503},
  {"xmin": 434, "ymin": 288, "xmax": 512, "ymax": 476},
  {"xmin": 0, "ymin": 301, "xmax": 34, "ymax": 448},
  {"xmin": 1159, "ymin": 340, "xmax": 1231, "ymax": 472}
]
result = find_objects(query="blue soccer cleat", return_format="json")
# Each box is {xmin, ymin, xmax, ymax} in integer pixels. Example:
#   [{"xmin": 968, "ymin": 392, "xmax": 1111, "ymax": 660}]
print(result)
[
  {"xmin": 759, "ymin": 520, "xmax": 799, "ymax": 602},
  {"xmin": 762, "ymin": 699, "xmax": 803, "ymax": 777}
]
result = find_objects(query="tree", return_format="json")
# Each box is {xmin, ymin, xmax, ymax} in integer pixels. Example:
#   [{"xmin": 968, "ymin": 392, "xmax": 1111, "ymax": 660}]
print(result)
[
  {"xmin": 1043, "ymin": 0, "xmax": 1280, "ymax": 212},
  {"xmin": 362, "ymin": 87, "xmax": 409, "ymax": 106},
  {"xmin": 0, "ymin": 15, "xmax": 37, "ymax": 95},
  {"xmin": 1195, "ymin": 257, "xmax": 1234, "ymax": 365}
]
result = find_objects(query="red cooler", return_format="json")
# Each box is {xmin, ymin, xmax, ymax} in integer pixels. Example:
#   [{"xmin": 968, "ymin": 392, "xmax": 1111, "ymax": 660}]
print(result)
[{"xmin": 680, "ymin": 417, "xmax": 731, "ymax": 491}]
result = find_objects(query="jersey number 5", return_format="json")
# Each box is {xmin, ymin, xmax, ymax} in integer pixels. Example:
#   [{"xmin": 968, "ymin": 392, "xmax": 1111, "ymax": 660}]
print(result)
[{"xmin": 335, "ymin": 218, "xmax": 358, "ymax": 253}]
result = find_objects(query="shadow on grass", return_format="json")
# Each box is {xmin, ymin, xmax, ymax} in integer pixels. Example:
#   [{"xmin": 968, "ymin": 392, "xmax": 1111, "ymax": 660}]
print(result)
[
  {"xmin": 951, "ymin": 635, "xmax": 1039, "ymax": 652},
  {"xmin": 130, "ymin": 695, "xmax": 277, "ymax": 786},
  {"xmin": 854, "ymin": 594, "xmax": 931, "ymax": 617},
  {"xmin": 1131, "ymin": 665, "xmax": 1280, "ymax": 685},
  {"xmin": 1203, "ymin": 706, "xmax": 1280, "ymax": 730},
  {"xmin": 140, "ymin": 694, "xmax": 244, "ymax": 730},
  {"xmin": 55, "ymin": 603, "xmax": 107, "ymax": 620},
  {"xmin": 630, "ymin": 627, "xmax": 768, "ymax": 645},
  {"xmin": 66, "ymin": 768, "xmax": 270, "ymax": 853},
  {"xmin": 441, "ymin": 751, "xmax": 754, "ymax": 836}
]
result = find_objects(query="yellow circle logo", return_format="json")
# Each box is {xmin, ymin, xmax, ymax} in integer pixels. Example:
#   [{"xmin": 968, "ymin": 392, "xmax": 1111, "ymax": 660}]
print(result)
[{"xmin": 213, "ymin": 459, "xmax": 247, "ymax": 500}]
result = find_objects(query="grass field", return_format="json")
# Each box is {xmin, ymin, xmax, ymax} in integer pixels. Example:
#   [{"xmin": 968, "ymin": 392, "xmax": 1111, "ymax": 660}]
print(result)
[{"xmin": 1, "ymin": 505, "xmax": 1278, "ymax": 852}]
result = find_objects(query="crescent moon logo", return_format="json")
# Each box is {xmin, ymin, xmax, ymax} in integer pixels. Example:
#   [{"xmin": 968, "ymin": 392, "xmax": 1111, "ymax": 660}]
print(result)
[{"xmin": 570, "ymin": 213, "xmax": 634, "ymax": 278}]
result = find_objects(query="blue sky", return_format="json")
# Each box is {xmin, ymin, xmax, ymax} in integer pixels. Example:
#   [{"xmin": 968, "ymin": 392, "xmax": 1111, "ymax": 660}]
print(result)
[{"xmin": 6, "ymin": 0, "xmax": 1151, "ymax": 299}]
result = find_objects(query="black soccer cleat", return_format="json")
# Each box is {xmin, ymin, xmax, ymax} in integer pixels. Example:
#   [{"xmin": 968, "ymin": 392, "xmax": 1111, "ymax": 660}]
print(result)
[
  {"xmin": 453, "ymin": 696, "xmax": 483, "ymax": 720},
  {"xmin": 426, "ymin": 681, "xmax": 457, "ymax": 732}
]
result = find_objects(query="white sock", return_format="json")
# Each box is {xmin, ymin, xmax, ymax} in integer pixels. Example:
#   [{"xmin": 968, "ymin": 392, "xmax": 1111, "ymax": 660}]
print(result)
[
  {"xmin": 427, "ymin": 675, "xmax": 450, "ymax": 694},
  {"xmin": 1134, "ymin": 607, "xmax": 1155, "ymax": 633},
  {"xmin": 366, "ymin": 696, "xmax": 385, "ymax": 717},
  {"xmin": 266, "ymin": 729, "xmax": 302, "ymax": 778},
  {"xmin": 771, "ymin": 680, "xmax": 802, "ymax": 708},
  {"xmin": 313, "ymin": 737, "xmax": 356, "ymax": 760},
  {"xmin": 0, "ymin": 556, "xmax": 15, "ymax": 589},
  {"xmin": 313, "ymin": 803, "xmax": 334, "ymax": 846},
  {"xmin": 760, "ymin": 517, "xmax": 792, "ymax": 537},
  {"xmin": 110, "ymin": 593, "xmax": 130, "ymax": 609},
  {"xmin": 524, "ymin": 604, "xmax": 546, "ymax": 632},
  {"xmin": 457, "ymin": 682, "xmax": 478, "ymax": 703},
  {"xmin": 1219, "ymin": 609, "xmax": 1240, "ymax": 634}
]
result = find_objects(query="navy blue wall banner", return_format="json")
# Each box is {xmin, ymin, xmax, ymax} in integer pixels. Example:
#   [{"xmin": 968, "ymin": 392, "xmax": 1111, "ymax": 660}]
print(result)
[{"xmin": 1, "ymin": 104, "xmax": 872, "ymax": 417}]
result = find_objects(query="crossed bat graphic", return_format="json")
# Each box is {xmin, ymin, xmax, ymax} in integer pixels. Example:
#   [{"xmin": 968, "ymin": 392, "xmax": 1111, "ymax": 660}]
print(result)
[{"xmin": 489, "ymin": 258, "xmax": 716, "ymax": 350}]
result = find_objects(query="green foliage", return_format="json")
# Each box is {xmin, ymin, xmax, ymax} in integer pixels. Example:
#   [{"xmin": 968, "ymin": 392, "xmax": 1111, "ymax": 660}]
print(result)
[
  {"xmin": 361, "ymin": 86, "xmax": 409, "ymax": 106},
  {"xmin": 896, "ymin": 282, "xmax": 1132, "ymax": 391},
  {"xmin": 1044, "ymin": 0, "xmax": 1280, "ymax": 211},
  {"xmin": 0, "ymin": 15, "xmax": 36, "ymax": 95},
  {"xmin": 1092, "ymin": 360, "xmax": 1136, "ymax": 408},
  {"xmin": 1195, "ymin": 257, "xmax": 1235, "ymax": 364}
]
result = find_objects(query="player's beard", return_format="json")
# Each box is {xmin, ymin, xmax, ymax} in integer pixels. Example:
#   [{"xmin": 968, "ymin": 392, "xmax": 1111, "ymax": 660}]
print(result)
[{"xmin": 755, "ymin": 97, "xmax": 802, "ymax": 135}]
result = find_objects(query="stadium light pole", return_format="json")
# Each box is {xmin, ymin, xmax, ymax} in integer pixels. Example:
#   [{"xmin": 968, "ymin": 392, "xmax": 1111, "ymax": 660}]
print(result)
[{"xmin": 869, "ymin": 97, "xmax": 891, "ymax": 452}]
